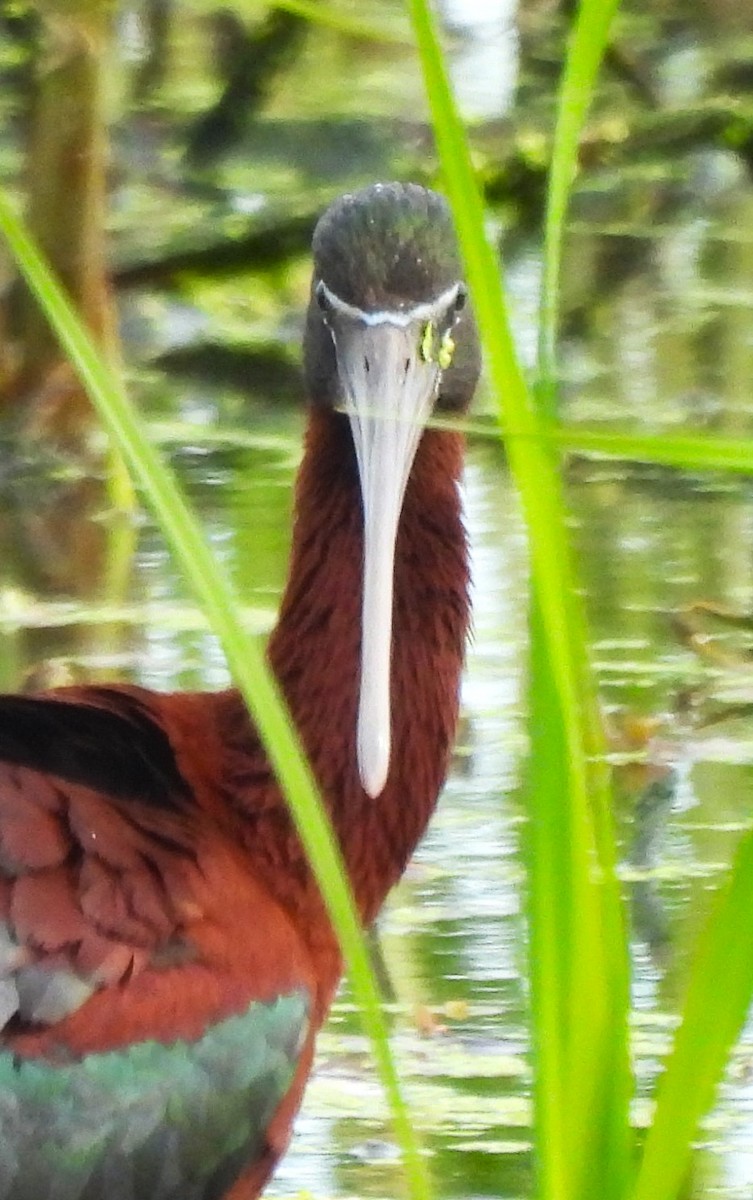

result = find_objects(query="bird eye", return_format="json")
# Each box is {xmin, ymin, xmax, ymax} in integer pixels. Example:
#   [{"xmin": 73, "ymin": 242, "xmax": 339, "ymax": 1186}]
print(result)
[
  {"xmin": 438, "ymin": 331, "xmax": 455, "ymax": 371},
  {"xmin": 315, "ymin": 280, "xmax": 331, "ymax": 315},
  {"xmin": 453, "ymin": 284, "xmax": 468, "ymax": 314}
]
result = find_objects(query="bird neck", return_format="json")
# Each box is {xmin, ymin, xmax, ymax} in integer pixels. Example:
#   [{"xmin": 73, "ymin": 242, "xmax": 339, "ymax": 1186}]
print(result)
[{"xmin": 266, "ymin": 406, "xmax": 469, "ymax": 924}]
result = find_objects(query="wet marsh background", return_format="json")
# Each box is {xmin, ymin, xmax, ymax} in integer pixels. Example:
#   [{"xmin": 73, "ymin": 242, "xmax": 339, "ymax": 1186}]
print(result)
[{"xmin": 3, "ymin": 0, "xmax": 753, "ymax": 1196}]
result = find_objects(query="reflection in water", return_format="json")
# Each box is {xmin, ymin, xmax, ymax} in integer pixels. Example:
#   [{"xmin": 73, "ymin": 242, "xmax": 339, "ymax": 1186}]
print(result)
[
  {"xmin": 0, "ymin": 461, "xmax": 136, "ymax": 691},
  {"xmin": 611, "ymin": 710, "xmax": 686, "ymax": 975}
]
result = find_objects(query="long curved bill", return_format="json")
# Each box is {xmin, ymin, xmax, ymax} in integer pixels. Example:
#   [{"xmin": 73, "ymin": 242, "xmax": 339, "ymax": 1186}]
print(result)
[{"xmin": 334, "ymin": 319, "xmax": 443, "ymax": 798}]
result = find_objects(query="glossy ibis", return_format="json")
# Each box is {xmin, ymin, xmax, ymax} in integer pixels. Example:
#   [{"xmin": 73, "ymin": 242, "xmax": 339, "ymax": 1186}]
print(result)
[{"xmin": 0, "ymin": 182, "xmax": 480, "ymax": 1198}]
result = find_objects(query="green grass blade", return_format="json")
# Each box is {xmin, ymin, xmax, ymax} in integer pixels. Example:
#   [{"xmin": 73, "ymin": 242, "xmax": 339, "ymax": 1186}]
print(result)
[
  {"xmin": 0, "ymin": 191, "xmax": 433, "ymax": 1200},
  {"xmin": 632, "ymin": 827, "xmax": 753, "ymax": 1200},
  {"xmin": 555, "ymin": 426, "xmax": 753, "ymax": 475},
  {"xmin": 405, "ymin": 4, "xmax": 631, "ymax": 1198},
  {"xmin": 526, "ymin": 600, "xmax": 578, "ymax": 1200},
  {"xmin": 438, "ymin": 419, "xmax": 753, "ymax": 478},
  {"xmin": 538, "ymin": 0, "xmax": 622, "ymax": 405},
  {"xmin": 270, "ymin": 0, "xmax": 412, "ymax": 46},
  {"xmin": 526, "ymin": 0, "xmax": 629, "ymax": 1177},
  {"xmin": 528, "ymin": 589, "xmax": 631, "ymax": 1200}
]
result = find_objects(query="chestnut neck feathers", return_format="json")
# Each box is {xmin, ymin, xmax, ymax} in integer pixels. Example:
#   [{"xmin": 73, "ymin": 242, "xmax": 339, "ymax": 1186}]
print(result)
[{"xmin": 221, "ymin": 408, "xmax": 468, "ymax": 926}]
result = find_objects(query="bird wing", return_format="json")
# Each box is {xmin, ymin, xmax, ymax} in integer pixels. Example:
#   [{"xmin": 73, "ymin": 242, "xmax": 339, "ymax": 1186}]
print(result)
[
  {"xmin": 0, "ymin": 688, "xmax": 315, "ymax": 1041},
  {"xmin": 0, "ymin": 690, "xmax": 319, "ymax": 1198},
  {"xmin": 0, "ymin": 688, "xmax": 206, "ymax": 1032},
  {"xmin": 0, "ymin": 687, "xmax": 194, "ymax": 808}
]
